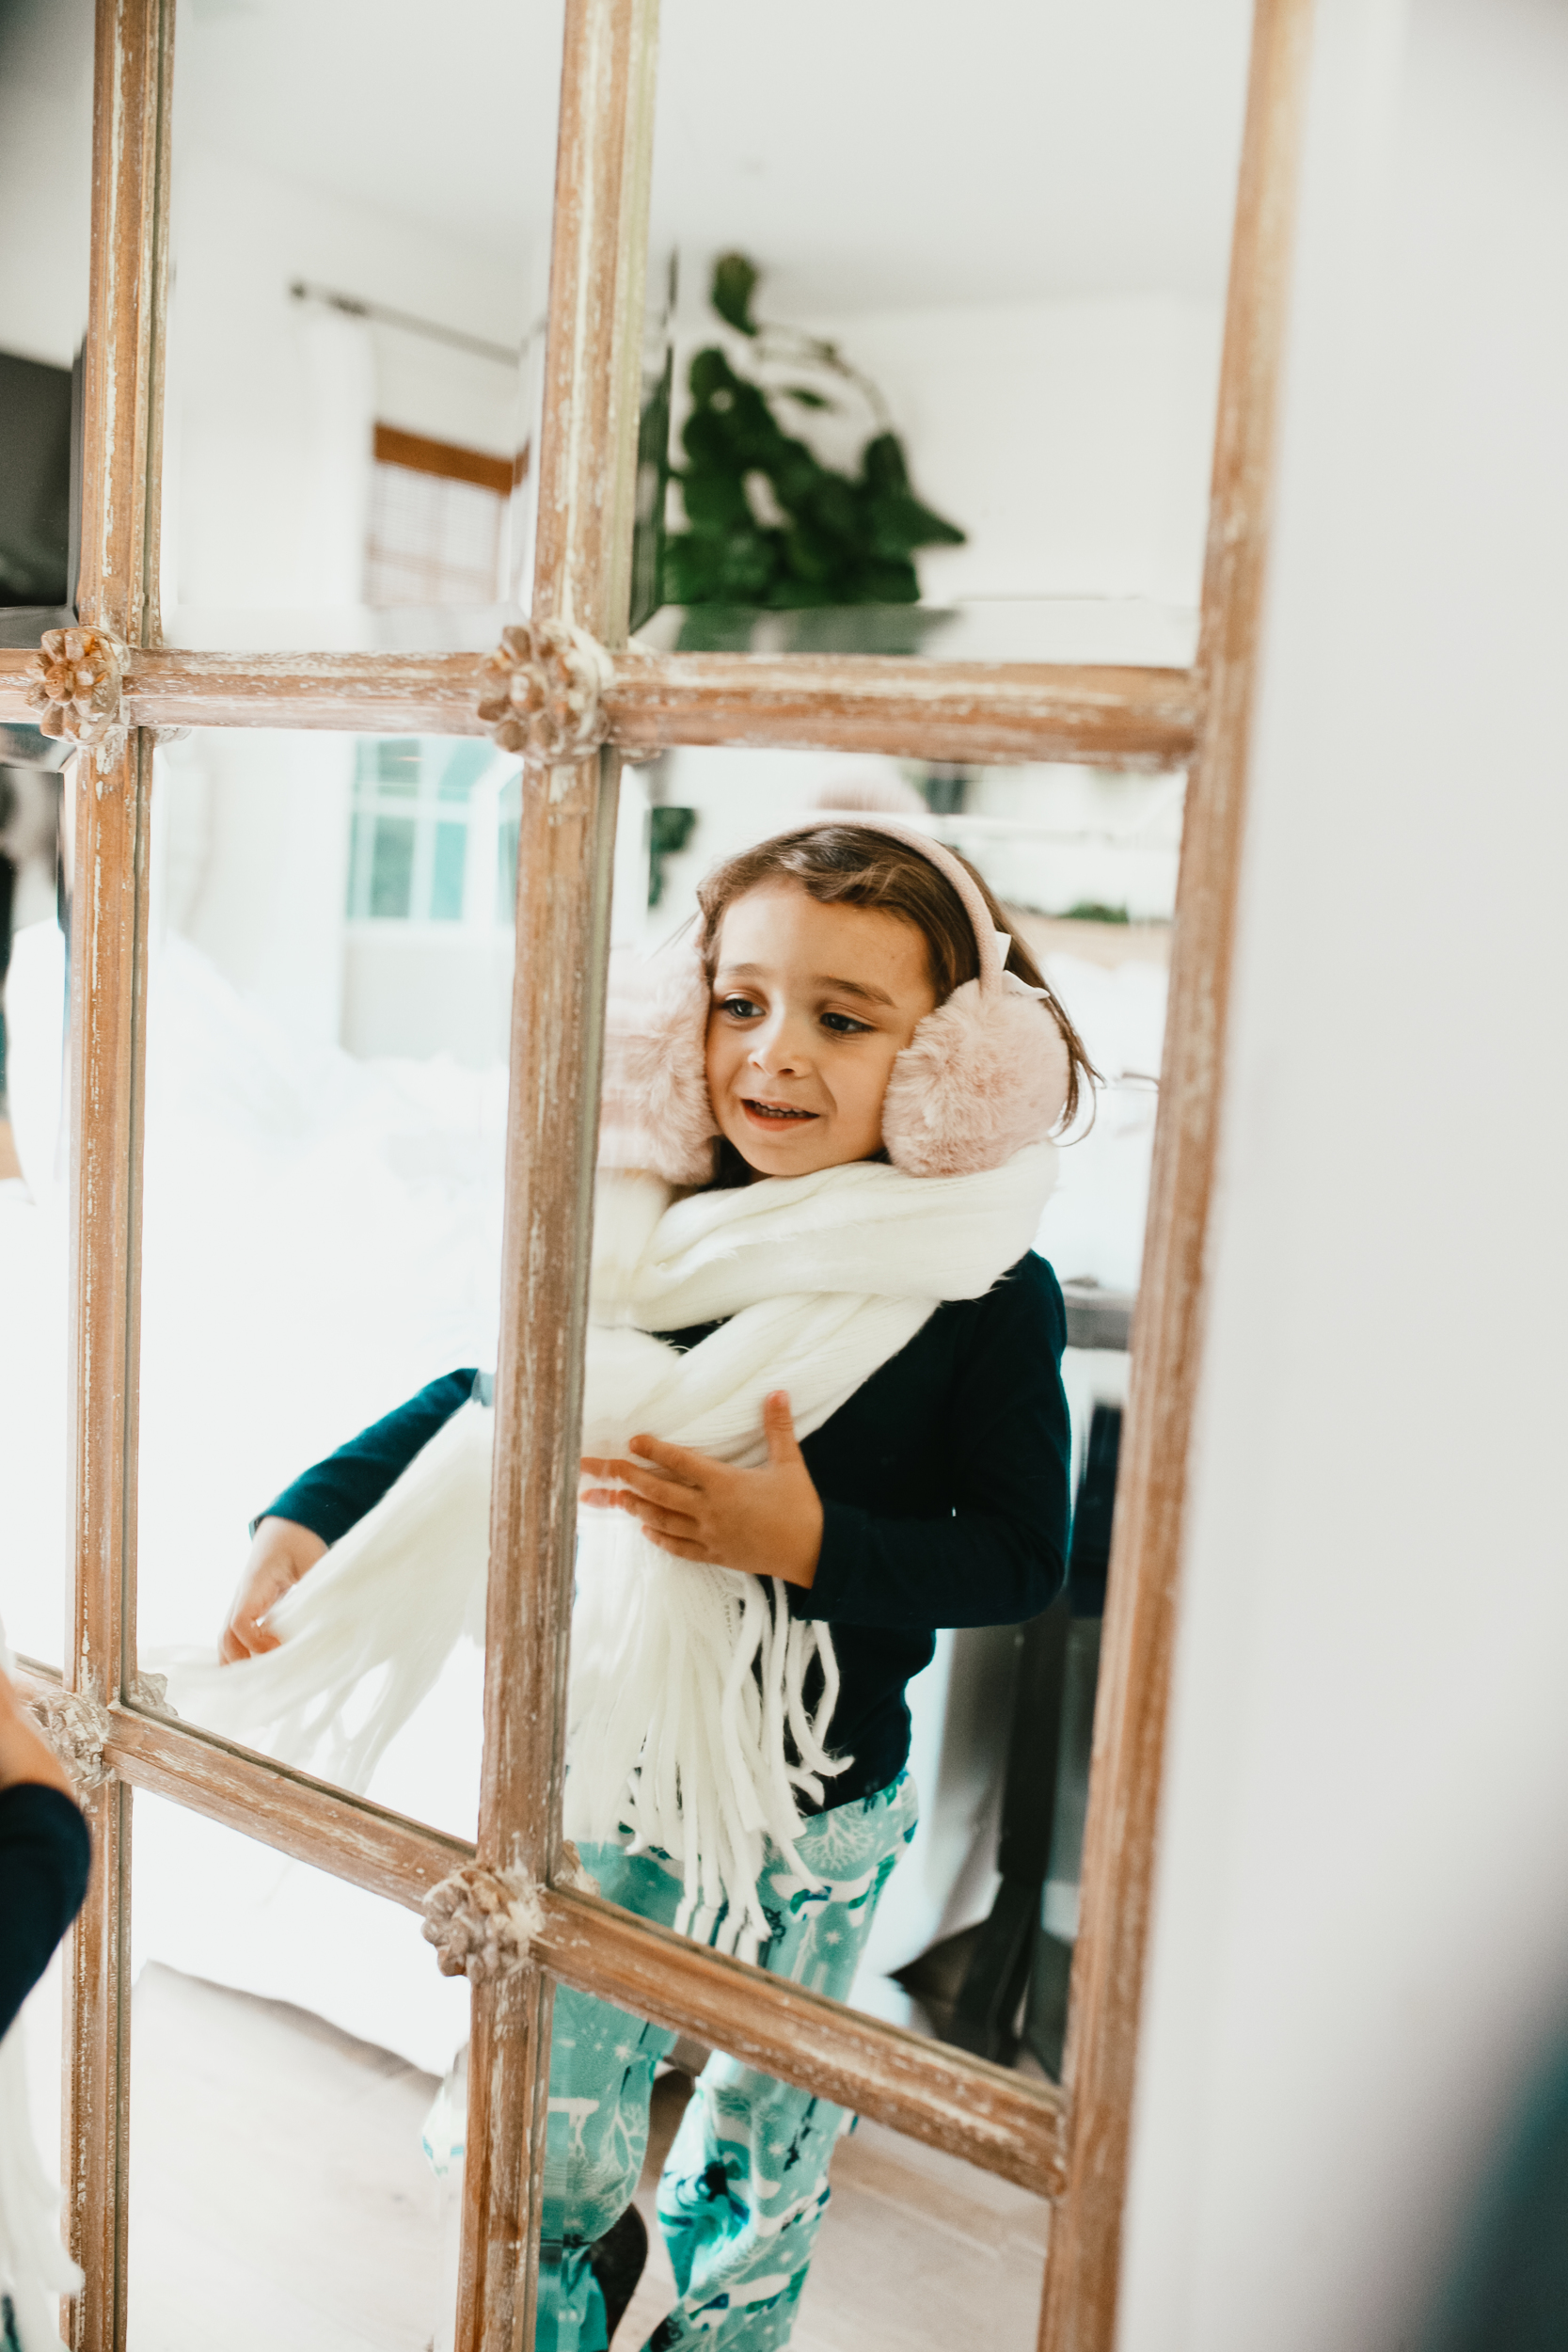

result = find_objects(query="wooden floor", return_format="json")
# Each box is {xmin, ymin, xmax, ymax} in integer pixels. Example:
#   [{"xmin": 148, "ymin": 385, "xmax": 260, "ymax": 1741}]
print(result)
[{"xmin": 126, "ymin": 1964, "xmax": 1048, "ymax": 2351}]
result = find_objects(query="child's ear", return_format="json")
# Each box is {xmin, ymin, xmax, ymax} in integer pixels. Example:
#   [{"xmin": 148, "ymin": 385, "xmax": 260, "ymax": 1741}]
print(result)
[
  {"xmin": 598, "ymin": 943, "xmax": 717, "ymax": 1185},
  {"xmin": 880, "ymin": 981, "xmax": 1070, "ymax": 1178}
]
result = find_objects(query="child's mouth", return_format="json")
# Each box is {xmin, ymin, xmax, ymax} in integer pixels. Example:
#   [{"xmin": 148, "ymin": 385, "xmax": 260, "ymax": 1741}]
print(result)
[{"xmin": 740, "ymin": 1098, "xmax": 819, "ymax": 1127}]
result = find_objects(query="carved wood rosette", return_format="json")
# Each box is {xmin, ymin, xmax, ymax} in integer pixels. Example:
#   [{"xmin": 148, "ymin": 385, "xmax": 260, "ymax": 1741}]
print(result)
[
  {"xmin": 24, "ymin": 625, "xmax": 128, "ymax": 765},
  {"xmin": 475, "ymin": 617, "xmax": 615, "ymax": 762}
]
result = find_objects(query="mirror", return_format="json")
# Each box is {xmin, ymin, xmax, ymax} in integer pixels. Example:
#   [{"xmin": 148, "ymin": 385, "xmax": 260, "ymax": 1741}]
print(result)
[
  {"xmin": 158, "ymin": 0, "xmax": 563, "ymax": 652},
  {"xmin": 578, "ymin": 750, "xmax": 1175, "ymax": 2086},
  {"xmin": 431, "ymin": 1979, "xmax": 1048, "ymax": 2349},
  {"xmin": 130, "ymin": 1792, "xmax": 457, "ymax": 2350},
  {"xmin": 135, "ymin": 726, "xmax": 517, "ymax": 1838},
  {"xmin": 639, "ymin": 0, "xmax": 1253, "ymax": 662},
  {"xmin": 0, "ymin": 0, "xmax": 90, "ymax": 1674}
]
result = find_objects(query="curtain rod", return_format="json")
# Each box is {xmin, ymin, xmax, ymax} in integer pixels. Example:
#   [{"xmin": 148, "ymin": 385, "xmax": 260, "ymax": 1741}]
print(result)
[{"xmin": 289, "ymin": 280, "xmax": 528, "ymax": 369}]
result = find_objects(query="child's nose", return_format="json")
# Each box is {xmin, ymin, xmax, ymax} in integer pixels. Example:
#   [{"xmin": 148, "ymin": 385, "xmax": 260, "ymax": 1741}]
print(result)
[{"xmin": 750, "ymin": 1009, "xmax": 810, "ymax": 1074}]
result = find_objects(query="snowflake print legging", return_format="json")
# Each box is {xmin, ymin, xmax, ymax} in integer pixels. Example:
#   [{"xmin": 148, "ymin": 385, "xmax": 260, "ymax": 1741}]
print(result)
[{"xmin": 536, "ymin": 1771, "xmax": 917, "ymax": 2351}]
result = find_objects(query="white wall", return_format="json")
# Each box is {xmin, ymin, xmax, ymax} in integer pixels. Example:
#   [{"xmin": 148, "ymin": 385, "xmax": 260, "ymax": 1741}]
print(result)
[
  {"xmin": 0, "ymin": 0, "xmax": 91, "ymax": 366},
  {"xmin": 1122, "ymin": 4, "xmax": 1568, "ymax": 2347},
  {"xmin": 151, "ymin": 732, "xmax": 355, "ymax": 1055},
  {"xmin": 163, "ymin": 146, "xmax": 539, "ymax": 628},
  {"xmin": 669, "ymin": 293, "xmax": 1224, "ymax": 620}
]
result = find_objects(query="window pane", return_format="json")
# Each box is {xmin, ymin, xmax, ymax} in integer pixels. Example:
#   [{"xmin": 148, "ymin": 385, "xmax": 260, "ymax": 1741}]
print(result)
[
  {"xmin": 158, "ymin": 0, "xmax": 562, "ymax": 652},
  {"xmin": 639, "ymin": 0, "xmax": 1253, "ymax": 662},
  {"xmin": 450, "ymin": 1979, "xmax": 1048, "ymax": 2349},
  {"xmin": 135, "ymin": 729, "xmax": 516, "ymax": 1842},
  {"xmin": 130, "ymin": 1794, "xmax": 459, "ymax": 2351},
  {"xmin": 0, "ymin": 750, "xmax": 72, "ymax": 1668},
  {"xmin": 368, "ymin": 814, "xmax": 417, "ymax": 918},
  {"xmin": 0, "ymin": 0, "xmax": 90, "ymax": 1676},
  {"xmin": 430, "ymin": 823, "xmax": 467, "ymax": 924},
  {"xmin": 580, "ymin": 753, "xmax": 1165, "ymax": 2095}
]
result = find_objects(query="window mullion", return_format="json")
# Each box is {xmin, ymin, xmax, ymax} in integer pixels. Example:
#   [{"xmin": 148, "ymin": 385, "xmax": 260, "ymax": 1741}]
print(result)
[
  {"xmin": 62, "ymin": 0, "xmax": 174, "ymax": 2344},
  {"xmin": 456, "ymin": 3, "xmax": 661, "ymax": 2348}
]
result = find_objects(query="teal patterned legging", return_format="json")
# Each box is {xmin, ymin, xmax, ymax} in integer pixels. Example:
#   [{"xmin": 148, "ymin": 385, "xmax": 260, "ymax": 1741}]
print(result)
[{"xmin": 537, "ymin": 1772, "xmax": 918, "ymax": 2351}]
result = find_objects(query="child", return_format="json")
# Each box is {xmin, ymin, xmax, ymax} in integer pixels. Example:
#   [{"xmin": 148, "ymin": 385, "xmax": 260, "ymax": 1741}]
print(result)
[{"xmin": 214, "ymin": 817, "xmax": 1090, "ymax": 2351}]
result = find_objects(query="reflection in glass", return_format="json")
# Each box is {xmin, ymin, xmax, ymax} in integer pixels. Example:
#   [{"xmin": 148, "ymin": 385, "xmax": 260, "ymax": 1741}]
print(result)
[
  {"xmin": 641, "ymin": 0, "xmax": 1252, "ymax": 660},
  {"xmin": 158, "ymin": 0, "xmax": 563, "ymax": 652},
  {"xmin": 135, "ymin": 730, "xmax": 515, "ymax": 1837},
  {"xmin": 129, "ymin": 1794, "xmax": 458, "ymax": 2352},
  {"xmin": 482, "ymin": 1975, "xmax": 1048, "ymax": 2350},
  {"xmin": 0, "ymin": 750, "xmax": 71, "ymax": 1668},
  {"xmin": 595, "ymin": 751, "xmax": 1169, "ymax": 2077},
  {"xmin": 0, "ymin": 0, "xmax": 90, "ymax": 1672}
]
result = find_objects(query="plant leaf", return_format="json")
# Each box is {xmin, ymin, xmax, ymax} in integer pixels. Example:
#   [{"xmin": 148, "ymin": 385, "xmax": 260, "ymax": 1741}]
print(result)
[{"xmin": 711, "ymin": 252, "xmax": 760, "ymax": 337}]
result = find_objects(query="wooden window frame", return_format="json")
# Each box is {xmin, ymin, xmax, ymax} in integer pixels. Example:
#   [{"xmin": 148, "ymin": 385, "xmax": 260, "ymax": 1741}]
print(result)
[{"xmin": 0, "ymin": 0, "xmax": 1312, "ymax": 2344}]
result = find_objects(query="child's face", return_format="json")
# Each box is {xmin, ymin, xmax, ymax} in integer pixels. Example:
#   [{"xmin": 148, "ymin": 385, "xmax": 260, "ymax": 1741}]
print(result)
[{"xmin": 705, "ymin": 881, "xmax": 938, "ymax": 1177}]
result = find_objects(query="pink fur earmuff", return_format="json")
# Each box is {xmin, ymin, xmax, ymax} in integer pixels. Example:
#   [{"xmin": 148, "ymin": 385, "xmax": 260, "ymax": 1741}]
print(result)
[{"xmin": 600, "ymin": 815, "xmax": 1072, "ymax": 1183}]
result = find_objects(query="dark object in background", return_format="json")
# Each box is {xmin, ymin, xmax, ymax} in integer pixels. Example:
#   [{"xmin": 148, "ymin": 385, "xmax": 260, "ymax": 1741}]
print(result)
[
  {"xmin": 1424, "ymin": 2037, "xmax": 1568, "ymax": 2352},
  {"xmin": 587, "ymin": 2201, "xmax": 649, "ymax": 2343},
  {"xmin": 894, "ymin": 1399, "xmax": 1124, "ymax": 2071},
  {"xmin": 0, "ymin": 350, "xmax": 73, "ymax": 608},
  {"xmin": 0, "ymin": 1780, "xmax": 92, "ymax": 2042},
  {"xmin": 647, "ymin": 803, "xmax": 696, "ymax": 907},
  {"xmin": 0, "ymin": 835, "xmax": 14, "ymax": 1114},
  {"xmin": 662, "ymin": 253, "xmax": 964, "ymax": 615}
]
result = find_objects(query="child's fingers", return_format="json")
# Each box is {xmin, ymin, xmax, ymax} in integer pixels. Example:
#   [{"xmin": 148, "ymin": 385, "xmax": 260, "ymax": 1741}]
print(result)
[
  {"xmin": 627, "ymin": 1433, "xmax": 708, "ymax": 1485},
  {"xmin": 642, "ymin": 1529, "xmax": 710, "ymax": 1562},
  {"xmin": 579, "ymin": 1461, "xmax": 703, "ymax": 1514},
  {"xmin": 611, "ymin": 1491, "xmax": 701, "ymax": 1541},
  {"xmin": 581, "ymin": 1486, "xmax": 701, "ymax": 1540},
  {"xmin": 581, "ymin": 1445, "xmax": 704, "ymax": 1491},
  {"xmin": 763, "ymin": 1391, "xmax": 803, "ymax": 1463},
  {"xmin": 615, "ymin": 1464, "xmax": 703, "ymax": 1513}
]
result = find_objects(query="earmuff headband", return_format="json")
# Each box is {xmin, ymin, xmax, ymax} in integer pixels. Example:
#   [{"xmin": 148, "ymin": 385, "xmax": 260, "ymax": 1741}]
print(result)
[{"xmin": 752, "ymin": 815, "xmax": 1010, "ymax": 992}]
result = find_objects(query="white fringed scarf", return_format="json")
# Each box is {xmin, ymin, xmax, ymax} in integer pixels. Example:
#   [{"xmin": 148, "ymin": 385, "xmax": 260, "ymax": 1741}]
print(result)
[{"xmin": 164, "ymin": 1145, "xmax": 1055, "ymax": 1956}]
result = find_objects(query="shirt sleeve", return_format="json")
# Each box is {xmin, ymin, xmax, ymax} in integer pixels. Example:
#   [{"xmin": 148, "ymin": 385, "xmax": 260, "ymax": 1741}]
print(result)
[
  {"xmin": 796, "ymin": 1258, "xmax": 1071, "ymax": 1632},
  {"xmin": 254, "ymin": 1368, "xmax": 482, "ymax": 1545},
  {"xmin": 0, "ymin": 1782, "xmax": 92, "ymax": 2042}
]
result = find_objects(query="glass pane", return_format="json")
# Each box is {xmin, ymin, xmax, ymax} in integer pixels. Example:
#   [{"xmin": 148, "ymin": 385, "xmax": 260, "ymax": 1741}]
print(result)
[
  {"xmin": 1, "ymin": 0, "xmax": 90, "ymax": 1675},
  {"xmin": 135, "ymin": 729, "xmax": 516, "ymax": 1838},
  {"xmin": 0, "ymin": 0, "xmax": 89, "ymax": 614},
  {"xmin": 0, "ymin": 746, "xmax": 73, "ymax": 1670},
  {"xmin": 130, "ymin": 1792, "xmax": 460, "ymax": 2350},
  {"xmin": 639, "ymin": 0, "xmax": 1252, "ymax": 660},
  {"xmin": 436, "ymin": 1972, "xmax": 1047, "ymax": 2349},
  {"xmin": 158, "ymin": 0, "xmax": 563, "ymax": 652},
  {"xmin": 579, "ymin": 754, "xmax": 1165, "ymax": 2084}
]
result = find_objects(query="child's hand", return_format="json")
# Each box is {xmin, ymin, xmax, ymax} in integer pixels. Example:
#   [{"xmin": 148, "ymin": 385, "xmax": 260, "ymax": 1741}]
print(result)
[
  {"xmin": 579, "ymin": 1392, "xmax": 824, "ymax": 1589},
  {"xmin": 219, "ymin": 1517, "xmax": 327, "ymax": 1663}
]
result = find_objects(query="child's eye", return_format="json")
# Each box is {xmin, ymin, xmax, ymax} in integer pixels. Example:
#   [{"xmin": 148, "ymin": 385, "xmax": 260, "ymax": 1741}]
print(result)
[
  {"xmin": 718, "ymin": 993, "xmax": 764, "ymax": 1021},
  {"xmin": 820, "ymin": 1010, "xmax": 873, "ymax": 1036}
]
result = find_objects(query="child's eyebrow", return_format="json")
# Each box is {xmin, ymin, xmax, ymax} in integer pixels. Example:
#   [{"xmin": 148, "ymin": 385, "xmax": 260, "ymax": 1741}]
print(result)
[
  {"xmin": 717, "ymin": 961, "xmax": 895, "ymax": 1009},
  {"xmin": 816, "ymin": 974, "xmax": 895, "ymax": 1008}
]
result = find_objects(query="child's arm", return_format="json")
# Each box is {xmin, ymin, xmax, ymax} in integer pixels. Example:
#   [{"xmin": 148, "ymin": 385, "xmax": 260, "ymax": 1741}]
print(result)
[
  {"xmin": 219, "ymin": 1367, "xmax": 481, "ymax": 1661},
  {"xmin": 0, "ymin": 1663, "xmax": 92, "ymax": 2042}
]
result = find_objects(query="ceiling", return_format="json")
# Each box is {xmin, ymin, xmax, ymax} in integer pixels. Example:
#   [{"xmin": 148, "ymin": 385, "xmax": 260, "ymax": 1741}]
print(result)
[{"xmin": 177, "ymin": 0, "xmax": 1254, "ymax": 315}]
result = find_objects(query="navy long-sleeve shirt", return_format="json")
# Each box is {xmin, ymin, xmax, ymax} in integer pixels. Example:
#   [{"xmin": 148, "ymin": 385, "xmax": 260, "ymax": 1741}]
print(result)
[
  {"xmin": 0, "ymin": 1782, "xmax": 91, "ymax": 2041},
  {"xmin": 260, "ymin": 1251, "xmax": 1071, "ymax": 1807}
]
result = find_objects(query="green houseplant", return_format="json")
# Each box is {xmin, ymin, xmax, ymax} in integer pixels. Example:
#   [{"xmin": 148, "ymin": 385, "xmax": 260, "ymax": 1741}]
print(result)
[{"xmin": 661, "ymin": 253, "xmax": 966, "ymax": 612}]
